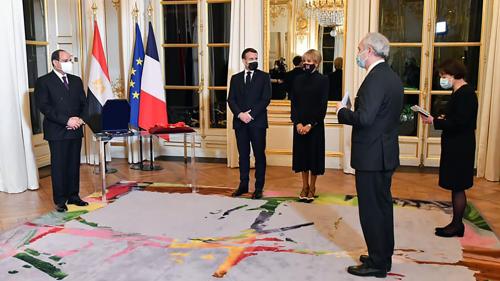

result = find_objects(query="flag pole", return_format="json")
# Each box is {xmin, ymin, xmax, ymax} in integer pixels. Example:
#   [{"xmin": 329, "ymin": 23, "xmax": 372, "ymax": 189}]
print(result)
[
  {"xmin": 146, "ymin": 1, "xmax": 161, "ymax": 171},
  {"xmin": 129, "ymin": 2, "xmax": 144, "ymax": 170}
]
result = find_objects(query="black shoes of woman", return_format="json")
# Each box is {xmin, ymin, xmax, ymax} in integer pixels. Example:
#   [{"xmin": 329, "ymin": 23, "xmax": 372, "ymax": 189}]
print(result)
[{"xmin": 435, "ymin": 222, "xmax": 465, "ymax": 237}]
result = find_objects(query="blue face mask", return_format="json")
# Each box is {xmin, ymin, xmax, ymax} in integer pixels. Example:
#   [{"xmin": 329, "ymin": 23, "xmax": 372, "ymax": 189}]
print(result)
[
  {"xmin": 356, "ymin": 49, "xmax": 368, "ymax": 69},
  {"xmin": 440, "ymin": 77, "xmax": 452, "ymax": 89}
]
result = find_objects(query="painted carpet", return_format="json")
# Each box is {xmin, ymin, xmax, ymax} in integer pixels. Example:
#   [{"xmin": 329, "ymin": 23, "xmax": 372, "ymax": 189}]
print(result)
[{"xmin": 0, "ymin": 182, "xmax": 498, "ymax": 281}]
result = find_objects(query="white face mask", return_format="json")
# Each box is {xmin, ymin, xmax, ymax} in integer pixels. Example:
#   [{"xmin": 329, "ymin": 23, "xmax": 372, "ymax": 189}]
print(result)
[
  {"xmin": 439, "ymin": 77, "xmax": 452, "ymax": 89},
  {"xmin": 60, "ymin": 61, "xmax": 73, "ymax": 74}
]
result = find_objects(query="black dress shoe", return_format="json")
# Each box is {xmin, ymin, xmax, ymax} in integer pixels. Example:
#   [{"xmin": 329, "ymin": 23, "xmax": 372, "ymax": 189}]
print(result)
[
  {"xmin": 232, "ymin": 188, "xmax": 249, "ymax": 197},
  {"xmin": 67, "ymin": 199, "xmax": 89, "ymax": 206},
  {"xmin": 55, "ymin": 204, "xmax": 68, "ymax": 212},
  {"xmin": 435, "ymin": 223, "xmax": 464, "ymax": 237},
  {"xmin": 251, "ymin": 190, "xmax": 263, "ymax": 199},
  {"xmin": 347, "ymin": 263, "xmax": 387, "ymax": 278},
  {"xmin": 359, "ymin": 255, "xmax": 391, "ymax": 271}
]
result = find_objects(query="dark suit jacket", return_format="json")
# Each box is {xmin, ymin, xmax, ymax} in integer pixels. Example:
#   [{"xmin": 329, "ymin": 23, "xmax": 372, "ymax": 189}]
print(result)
[
  {"xmin": 34, "ymin": 71, "xmax": 87, "ymax": 141},
  {"xmin": 338, "ymin": 62, "xmax": 403, "ymax": 171},
  {"xmin": 284, "ymin": 67, "xmax": 304, "ymax": 94},
  {"xmin": 328, "ymin": 69, "xmax": 342, "ymax": 101},
  {"xmin": 228, "ymin": 69, "xmax": 272, "ymax": 129}
]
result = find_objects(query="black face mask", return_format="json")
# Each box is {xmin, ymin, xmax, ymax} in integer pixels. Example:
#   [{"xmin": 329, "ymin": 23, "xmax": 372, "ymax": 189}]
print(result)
[
  {"xmin": 303, "ymin": 63, "xmax": 315, "ymax": 73},
  {"xmin": 248, "ymin": 61, "xmax": 258, "ymax": 71}
]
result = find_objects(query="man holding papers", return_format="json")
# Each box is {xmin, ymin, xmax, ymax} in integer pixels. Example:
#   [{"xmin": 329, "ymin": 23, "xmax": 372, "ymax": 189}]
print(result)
[{"xmin": 337, "ymin": 33, "xmax": 403, "ymax": 278}]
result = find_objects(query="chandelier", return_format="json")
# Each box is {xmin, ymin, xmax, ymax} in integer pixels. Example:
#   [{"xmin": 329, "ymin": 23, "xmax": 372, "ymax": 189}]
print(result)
[{"xmin": 305, "ymin": 0, "xmax": 344, "ymax": 28}]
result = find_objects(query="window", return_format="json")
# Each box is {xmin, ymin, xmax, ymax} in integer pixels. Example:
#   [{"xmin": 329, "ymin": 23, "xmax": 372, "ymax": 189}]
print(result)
[
  {"xmin": 207, "ymin": 1, "xmax": 230, "ymax": 128},
  {"xmin": 23, "ymin": 0, "xmax": 49, "ymax": 135},
  {"xmin": 162, "ymin": 0, "xmax": 231, "ymax": 129}
]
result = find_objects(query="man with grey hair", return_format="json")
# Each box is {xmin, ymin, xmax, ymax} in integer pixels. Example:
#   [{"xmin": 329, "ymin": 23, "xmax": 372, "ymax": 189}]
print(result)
[{"xmin": 337, "ymin": 32, "xmax": 403, "ymax": 277}]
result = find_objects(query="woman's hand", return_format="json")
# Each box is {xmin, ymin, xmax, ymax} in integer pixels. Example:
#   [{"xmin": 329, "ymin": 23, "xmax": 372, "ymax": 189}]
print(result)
[
  {"xmin": 421, "ymin": 115, "xmax": 434, "ymax": 124},
  {"xmin": 296, "ymin": 123, "xmax": 311, "ymax": 135},
  {"xmin": 296, "ymin": 123, "xmax": 304, "ymax": 134},
  {"xmin": 301, "ymin": 124, "xmax": 311, "ymax": 134}
]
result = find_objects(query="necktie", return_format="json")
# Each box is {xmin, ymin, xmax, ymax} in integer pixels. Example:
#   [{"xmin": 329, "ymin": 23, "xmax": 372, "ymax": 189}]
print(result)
[
  {"xmin": 246, "ymin": 71, "xmax": 251, "ymax": 84},
  {"xmin": 62, "ymin": 76, "xmax": 69, "ymax": 90}
]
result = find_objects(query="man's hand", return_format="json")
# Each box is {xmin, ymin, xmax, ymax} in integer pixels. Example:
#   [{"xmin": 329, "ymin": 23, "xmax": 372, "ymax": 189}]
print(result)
[
  {"xmin": 66, "ymin": 117, "xmax": 84, "ymax": 130},
  {"xmin": 238, "ymin": 110, "xmax": 253, "ymax": 124},
  {"xmin": 336, "ymin": 102, "xmax": 345, "ymax": 111}
]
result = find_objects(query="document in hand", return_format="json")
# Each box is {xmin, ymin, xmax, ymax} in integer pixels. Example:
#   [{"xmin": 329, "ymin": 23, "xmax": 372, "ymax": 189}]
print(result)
[
  {"xmin": 410, "ymin": 105, "xmax": 430, "ymax": 117},
  {"xmin": 341, "ymin": 90, "xmax": 352, "ymax": 108}
]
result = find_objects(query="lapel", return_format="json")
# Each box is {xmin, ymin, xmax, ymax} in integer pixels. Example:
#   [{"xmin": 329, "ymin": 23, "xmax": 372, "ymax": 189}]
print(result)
[{"xmin": 51, "ymin": 71, "xmax": 70, "ymax": 93}]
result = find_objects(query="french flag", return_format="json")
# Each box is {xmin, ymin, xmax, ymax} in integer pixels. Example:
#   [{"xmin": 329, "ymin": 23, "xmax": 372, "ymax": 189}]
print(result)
[
  {"xmin": 138, "ymin": 22, "xmax": 168, "ymax": 130},
  {"xmin": 86, "ymin": 20, "xmax": 114, "ymax": 133}
]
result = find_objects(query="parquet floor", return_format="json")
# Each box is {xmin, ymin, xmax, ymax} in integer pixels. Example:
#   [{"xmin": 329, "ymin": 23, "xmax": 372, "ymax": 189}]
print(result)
[{"xmin": 1, "ymin": 159, "xmax": 499, "ymax": 237}]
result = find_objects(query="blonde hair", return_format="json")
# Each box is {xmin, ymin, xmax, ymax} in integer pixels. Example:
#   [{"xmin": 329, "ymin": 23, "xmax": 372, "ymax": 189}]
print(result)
[
  {"xmin": 302, "ymin": 49, "xmax": 322, "ymax": 65},
  {"xmin": 334, "ymin": 57, "xmax": 343, "ymax": 70}
]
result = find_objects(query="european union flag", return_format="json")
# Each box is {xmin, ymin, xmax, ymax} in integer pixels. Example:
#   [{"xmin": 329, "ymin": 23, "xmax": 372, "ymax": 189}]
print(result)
[{"xmin": 129, "ymin": 23, "xmax": 145, "ymax": 128}]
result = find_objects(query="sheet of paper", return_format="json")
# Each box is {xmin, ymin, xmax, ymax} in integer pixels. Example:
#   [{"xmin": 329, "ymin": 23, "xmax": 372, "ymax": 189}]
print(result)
[
  {"xmin": 341, "ymin": 90, "xmax": 351, "ymax": 108},
  {"xmin": 410, "ymin": 105, "xmax": 430, "ymax": 117}
]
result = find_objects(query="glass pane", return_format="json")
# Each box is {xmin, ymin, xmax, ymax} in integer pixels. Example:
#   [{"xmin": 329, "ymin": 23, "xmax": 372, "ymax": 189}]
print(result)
[
  {"xmin": 322, "ymin": 30, "xmax": 335, "ymax": 46},
  {"xmin": 164, "ymin": 48, "xmax": 199, "ymax": 86},
  {"xmin": 163, "ymin": 4, "xmax": 198, "ymax": 44},
  {"xmin": 208, "ymin": 47, "xmax": 229, "ymax": 86},
  {"xmin": 388, "ymin": 47, "xmax": 421, "ymax": 91},
  {"xmin": 435, "ymin": 0, "xmax": 483, "ymax": 42},
  {"xmin": 428, "ymin": 95, "xmax": 451, "ymax": 137},
  {"xmin": 29, "ymin": 92, "xmax": 43, "ymax": 135},
  {"xmin": 208, "ymin": 3, "xmax": 231, "ymax": 43},
  {"xmin": 322, "ymin": 48, "xmax": 334, "ymax": 62},
  {"xmin": 23, "ymin": 0, "xmax": 46, "ymax": 41},
  {"xmin": 399, "ymin": 94, "xmax": 419, "ymax": 136},
  {"xmin": 432, "ymin": 46, "xmax": 479, "ymax": 90},
  {"xmin": 166, "ymin": 90, "xmax": 199, "ymax": 128},
  {"xmin": 322, "ymin": 62, "xmax": 333, "ymax": 75},
  {"xmin": 26, "ymin": 45, "xmax": 48, "ymax": 88},
  {"xmin": 209, "ymin": 90, "xmax": 227, "ymax": 128},
  {"xmin": 379, "ymin": 0, "xmax": 424, "ymax": 42}
]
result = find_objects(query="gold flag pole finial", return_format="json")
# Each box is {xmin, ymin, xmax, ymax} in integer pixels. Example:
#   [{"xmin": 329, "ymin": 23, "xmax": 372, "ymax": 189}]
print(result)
[
  {"xmin": 91, "ymin": 1, "xmax": 98, "ymax": 19},
  {"xmin": 132, "ymin": 2, "xmax": 139, "ymax": 21},
  {"xmin": 147, "ymin": 1, "xmax": 153, "ymax": 20}
]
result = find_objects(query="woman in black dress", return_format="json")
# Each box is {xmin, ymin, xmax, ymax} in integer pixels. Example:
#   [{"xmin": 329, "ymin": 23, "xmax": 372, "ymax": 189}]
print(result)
[
  {"xmin": 421, "ymin": 59, "xmax": 478, "ymax": 237},
  {"xmin": 290, "ymin": 49, "xmax": 329, "ymax": 202}
]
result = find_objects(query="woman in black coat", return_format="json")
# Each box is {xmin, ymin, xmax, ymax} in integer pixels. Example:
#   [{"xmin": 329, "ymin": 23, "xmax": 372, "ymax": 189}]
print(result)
[
  {"xmin": 421, "ymin": 59, "xmax": 478, "ymax": 237},
  {"xmin": 290, "ymin": 49, "xmax": 329, "ymax": 202}
]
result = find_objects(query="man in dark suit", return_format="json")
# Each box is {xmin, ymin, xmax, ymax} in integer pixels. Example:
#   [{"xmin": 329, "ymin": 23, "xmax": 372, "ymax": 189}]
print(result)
[
  {"xmin": 337, "ymin": 33, "xmax": 403, "ymax": 278},
  {"xmin": 228, "ymin": 48, "xmax": 272, "ymax": 199},
  {"xmin": 35, "ymin": 49, "xmax": 89, "ymax": 212},
  {"xmin": 283, "ymin": 55, "xmax": 304, "ymax": 97}
]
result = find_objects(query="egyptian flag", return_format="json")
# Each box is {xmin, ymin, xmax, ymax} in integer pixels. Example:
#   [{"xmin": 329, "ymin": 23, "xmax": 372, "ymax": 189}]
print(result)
[
  {"xmin": 129, "ymin": 23, "xmax": 145, "ymax": 128},
  {"xmin": 138, "ymin": 22, "xmax": 168, "ymax": 130},
  {"xmin": 86, "ymin": 20, "xmax": 114, "ymax": 133}
]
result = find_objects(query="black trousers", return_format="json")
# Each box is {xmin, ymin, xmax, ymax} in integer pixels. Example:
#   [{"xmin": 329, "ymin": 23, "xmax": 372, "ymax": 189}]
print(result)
[
  {"xmin": 48, "ymin": 138, "xmax": 82, "ymax": 205},
  {"xmin": 355, "ymin": 170, "xmax": 395, "ymax": 270},
  {"xmin": 235, "ymin": 126, "xmax": 267, "ymax": 191}
]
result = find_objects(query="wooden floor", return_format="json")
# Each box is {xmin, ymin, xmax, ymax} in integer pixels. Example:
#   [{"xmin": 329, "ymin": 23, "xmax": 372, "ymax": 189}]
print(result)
[{"xmin": 1, "ymin": 159, "xmax": 499, "ymax": 237}]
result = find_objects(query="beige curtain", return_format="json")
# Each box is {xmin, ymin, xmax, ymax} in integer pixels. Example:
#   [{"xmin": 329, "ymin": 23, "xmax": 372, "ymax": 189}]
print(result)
[
  {"xmin": 226, "ymin": 0, "xmax": 264, "ymax": 168},
  {"xmin": 0, "ymin": 1, "xmax": 39, "ymax": 193},
  {"xmin": 341, "ymin": 0, "xmax": 373, "ymax": 174},
  {"xmin": 477, "ymin": 0, "xmax": 500, "ymax": 182}
]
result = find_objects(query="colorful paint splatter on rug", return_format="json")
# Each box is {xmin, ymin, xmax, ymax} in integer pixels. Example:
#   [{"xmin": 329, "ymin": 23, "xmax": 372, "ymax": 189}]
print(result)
[{"xmin": 0, "ymin": 182, "xmax": 498, "ymax": 280}]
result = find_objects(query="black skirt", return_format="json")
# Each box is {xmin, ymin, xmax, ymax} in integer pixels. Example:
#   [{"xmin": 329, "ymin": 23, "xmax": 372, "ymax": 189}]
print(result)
[{"xmin": 292, "ymin": 124, "xmax": 325, "ymax": 175}]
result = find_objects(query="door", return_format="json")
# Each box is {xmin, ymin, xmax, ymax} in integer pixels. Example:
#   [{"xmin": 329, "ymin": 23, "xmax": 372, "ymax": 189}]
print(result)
[
  {"xmin": 378, "ymin": 0, "xmax": 485, "ymax": 166},
  {"xmin": 24, "ymin": 0, "xmax": 83, "ymax": 167}
]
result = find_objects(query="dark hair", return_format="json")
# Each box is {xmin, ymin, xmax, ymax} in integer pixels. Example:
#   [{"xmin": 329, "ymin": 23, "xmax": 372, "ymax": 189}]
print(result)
[
  {"xmin": 438, "ymin": 59, "xmax": 466, "ymax": 80},
  {"xmin": 292, "ymin": 55, "xmax": 302, "ymax": 66},
  {"xmin": 51, "ymin": 49, "xmax": 65, "ymax": 66},
  {"xmin": 241, "ymin": 48, "xmax": 258, "ymax": 59}
]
